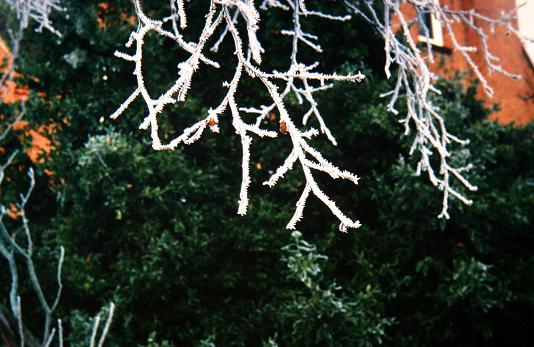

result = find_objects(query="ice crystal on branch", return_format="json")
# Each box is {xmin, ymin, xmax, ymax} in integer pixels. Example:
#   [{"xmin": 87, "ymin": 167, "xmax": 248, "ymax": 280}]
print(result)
[
  {"xmin": 0, "ymin": 112, "xmax": 115, "ymax": 347},
  {"xmin": 1, "ymin": 0, "xmax": 62, "ymax": 89},
  {"xmin": 1, "ymin": 0, "xmax": 63, "ymax": 36},
  {"xmin": 111, "ymin": 0, "xmax": 528, "ymax": 228},
  {"xmin": 345, "ymin": 0, "xmax": 531, "ymax": 219},
  {"xmin": 111, "ymin": 0, "xmax": 364, "ymax": 231}
]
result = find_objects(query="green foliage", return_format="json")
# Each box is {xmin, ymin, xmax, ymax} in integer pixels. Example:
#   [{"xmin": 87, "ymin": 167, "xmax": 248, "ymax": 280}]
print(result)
[
  {"xmin": 271, "ymin": 231, "xmax": 391, "ymax": 347},
  {"xmin": 141, "ymin": 332, "xmax": 174, "ymax": 347},
  {"xmin": 1, "ymin": 1, "xmax": 532, "ymax": 346}
]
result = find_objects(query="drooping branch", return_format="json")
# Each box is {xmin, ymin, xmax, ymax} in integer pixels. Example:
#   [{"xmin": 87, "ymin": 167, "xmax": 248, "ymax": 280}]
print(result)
[
  {"xmin": 1, "ymin": 0, "xmax": 63, "ymax": 93},
  {"xmin": 345, "ymin": 0, "xmax": 530, "ymax": 218},
  {"xmin": 1, "ymin": 0, "xmax": 63, "ymax": 36},
  {"xmin": 111, "ymin": 0, "xmax": 528, "ymax": 226},
  {"xmin": 111, "ymin": 0, "xmax": 364, "ymax": 231}
]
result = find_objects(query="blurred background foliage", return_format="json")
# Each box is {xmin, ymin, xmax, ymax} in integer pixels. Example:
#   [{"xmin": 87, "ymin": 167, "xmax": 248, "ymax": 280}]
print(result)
[{"xmin": 1, "ymin": 0, "xmax": 533, "ymax": 346}]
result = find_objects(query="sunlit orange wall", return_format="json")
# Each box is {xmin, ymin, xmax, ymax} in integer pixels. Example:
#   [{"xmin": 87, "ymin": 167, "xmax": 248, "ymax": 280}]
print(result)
[
  {"xmin": 399, "ymin": 0, "xmax": 534, "ymax": 125},
  {"xmin": 1, "ymin": 38, "xmax": 52, "ymax": 163}
]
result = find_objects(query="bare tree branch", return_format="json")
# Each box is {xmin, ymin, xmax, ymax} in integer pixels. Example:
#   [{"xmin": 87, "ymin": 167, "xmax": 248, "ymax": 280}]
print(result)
[{"xmin": 111, "ymin": 0, "xmax": 364, "ymax": 231}]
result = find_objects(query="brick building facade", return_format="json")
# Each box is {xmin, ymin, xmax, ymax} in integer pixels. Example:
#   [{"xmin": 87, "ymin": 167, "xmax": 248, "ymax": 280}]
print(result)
[{"xmin": 399, "ymin": 0, "xmax": 534, "ymax": 125}]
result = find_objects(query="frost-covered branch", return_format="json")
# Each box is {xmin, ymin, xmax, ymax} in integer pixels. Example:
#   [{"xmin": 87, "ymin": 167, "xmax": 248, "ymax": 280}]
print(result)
[
  {"xmin": 111, "ymin": 0, "xmax": 364, "ymax": 231},
  {"xmin": 0, "ymin": 93, "xmax": 114, "ymax": 347},
  {"xmin": 0, "ymin": 166, "xmax": 64, "ymax": 346},
  {"xmin": 1, "ymin": 4, "xmax": 116, "ymax": 345},
  {"xmin": 345, "ymin": 0, "xmax": 530, "ymax": 218},
  {"xmin": 111, "ymin": 0, "xmax": 527, "ymax": 226},
  {"xmin": 1, "ymin": 0, "xmax": 63, "ymax": 91},
  {"xmin": 1, "ymin": 0, "xmax": 63, "ymax": 36}
]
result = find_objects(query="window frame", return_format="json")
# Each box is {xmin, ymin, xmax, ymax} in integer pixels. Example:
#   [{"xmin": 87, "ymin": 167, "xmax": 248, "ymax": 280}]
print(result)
[{"xmin": 417, "ymin": 0, "xmax": 444, "ymax": 47}]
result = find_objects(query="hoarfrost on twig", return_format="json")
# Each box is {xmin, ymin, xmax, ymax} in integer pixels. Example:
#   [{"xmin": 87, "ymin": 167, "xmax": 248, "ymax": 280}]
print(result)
[
  {"xmin": 345, "ymin": 0, "xmax": 530, "ymax": 219},
  {"xmin": 1, "ymin": 0, "xmax": 63, "ymax": 36},
  {"xmin": 111, "ymin": 0, "xmax": 364, "ymax": 230},
  {"xmin": 111, "ymin": 0, "xmax": 528, "ymax": 228},
  {"xmin": 0, "ymin": 114, "xmax": 115, "ymax": 347}
]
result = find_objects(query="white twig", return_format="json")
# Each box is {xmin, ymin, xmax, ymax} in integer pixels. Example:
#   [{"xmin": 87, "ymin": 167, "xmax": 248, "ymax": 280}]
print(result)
[
  {"xmin": 111, "ymin": 0, "xmax": 364, "ymax": 230},
  {"xmin": 344, "ymin": 0, "xmax": 524, "ymax": 218}
]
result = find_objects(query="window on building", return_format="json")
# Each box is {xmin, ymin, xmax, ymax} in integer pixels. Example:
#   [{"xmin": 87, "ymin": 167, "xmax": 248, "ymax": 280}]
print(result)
[{"xmin": 417, "ymin": 0, "xmax": 444, "ymax": 47}]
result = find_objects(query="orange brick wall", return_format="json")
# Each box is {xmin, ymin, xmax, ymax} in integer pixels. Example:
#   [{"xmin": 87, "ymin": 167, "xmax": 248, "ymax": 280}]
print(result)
[
  {"xmin": 1, "ymin": 37, "xmax": 53, "ymax": 163},
  {"xmin": 400, "ymin": 0, "xmax": 534, "ymax": 125}
]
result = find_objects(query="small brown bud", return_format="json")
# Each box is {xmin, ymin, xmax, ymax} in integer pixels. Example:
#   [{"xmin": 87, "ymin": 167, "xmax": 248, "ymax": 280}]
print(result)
[{"xmin": 280, "ymin": 120, "xmax": 287, "ymax": 135}]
